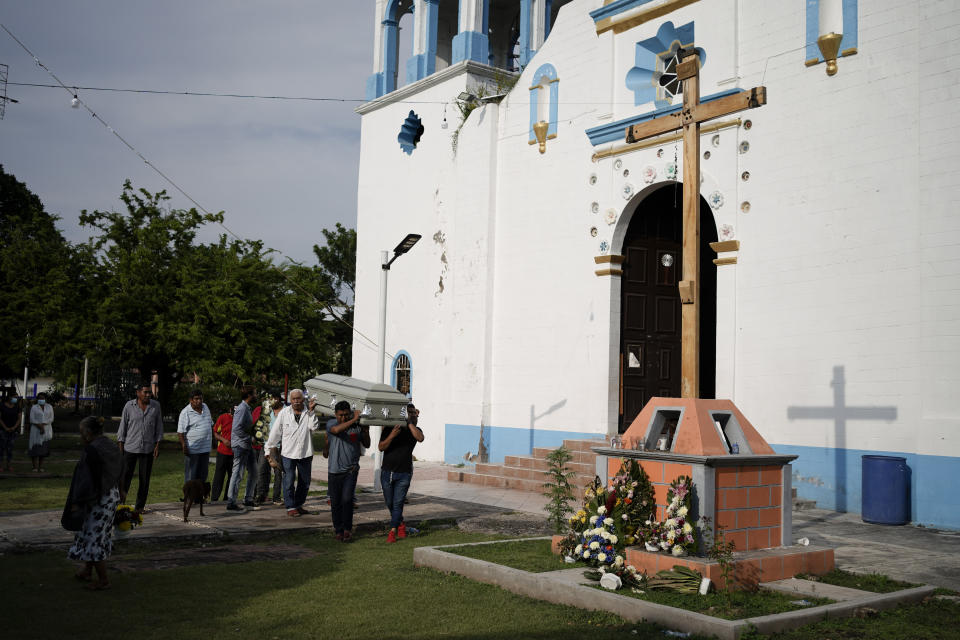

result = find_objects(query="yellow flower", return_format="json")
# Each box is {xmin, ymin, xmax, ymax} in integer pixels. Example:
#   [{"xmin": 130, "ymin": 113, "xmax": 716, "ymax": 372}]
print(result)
[{"xmin": 118, "ymin": 521, "xmax": 131, "ymax": 531}]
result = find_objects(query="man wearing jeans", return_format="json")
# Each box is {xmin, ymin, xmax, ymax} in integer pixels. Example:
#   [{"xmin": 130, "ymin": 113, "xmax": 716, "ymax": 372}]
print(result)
[
  {"xmin": 177, "ymin": 390, "xmax": 213, "ymax": 482},
  {"xmin": 378, "ymin": 404, "xmax": 424, "ymax": 543},
  {"xmin": 117, "ymin": 382, "xmax": 164, "ymax": 514},
  {"xmin": 326, "ymin": 401, "xmax": 366, "ymax": 542},
  {"xmin": 225, "ymin": 387, "xmax": 258, "ymax": 512},
  {"xmin": 264, "ymin": 389, "xmax": 318, "ymax": 518}
]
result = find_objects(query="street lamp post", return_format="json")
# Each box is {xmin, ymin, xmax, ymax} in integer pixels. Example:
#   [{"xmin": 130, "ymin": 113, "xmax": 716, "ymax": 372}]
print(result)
[{"xmin": 373, "ymin": 233, "xmax": 421, "ymax": 490}]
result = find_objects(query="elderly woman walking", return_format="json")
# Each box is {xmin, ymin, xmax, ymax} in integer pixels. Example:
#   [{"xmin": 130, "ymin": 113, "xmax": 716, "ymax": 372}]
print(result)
[{"xmin": 62, "ymin": 416, "xmax": 122, "ymax": 590}]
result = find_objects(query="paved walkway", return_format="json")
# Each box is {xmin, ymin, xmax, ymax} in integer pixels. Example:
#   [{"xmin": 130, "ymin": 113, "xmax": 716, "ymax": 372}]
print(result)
[{"xmin": 2, "ymin": 453, "xmax": 958, "ymax": 591}]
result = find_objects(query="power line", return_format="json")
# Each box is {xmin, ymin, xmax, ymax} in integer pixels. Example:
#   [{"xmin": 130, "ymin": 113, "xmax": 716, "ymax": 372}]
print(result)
[
  {"xmin": 9, "ymin": 81, "xmax": 369, "ymax": 103},
  {"xmin": 0, "ymin": 22, "xmax": 386, "ymax": 360}
]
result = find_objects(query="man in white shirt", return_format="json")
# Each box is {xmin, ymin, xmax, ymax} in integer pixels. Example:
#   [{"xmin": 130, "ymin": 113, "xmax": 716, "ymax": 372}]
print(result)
[
  {"xmin": 265, "ymin": 389, "xmax": 318, "ymax": 518},
  {"xmin": 177, "ymin": 389, "xmax": 213, "ymax": 483}
]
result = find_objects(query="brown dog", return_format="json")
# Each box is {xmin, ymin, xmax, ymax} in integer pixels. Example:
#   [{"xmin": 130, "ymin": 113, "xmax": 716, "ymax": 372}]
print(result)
[{"xmin": 182, "ymin": 480, "xmax": 211, "ymax": 522}]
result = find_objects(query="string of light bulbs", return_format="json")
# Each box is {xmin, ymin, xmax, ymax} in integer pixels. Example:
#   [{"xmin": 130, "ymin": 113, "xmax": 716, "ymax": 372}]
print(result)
[{"xmin": 1, "ymin": 22, "xmax": 386, "ymax": 358}]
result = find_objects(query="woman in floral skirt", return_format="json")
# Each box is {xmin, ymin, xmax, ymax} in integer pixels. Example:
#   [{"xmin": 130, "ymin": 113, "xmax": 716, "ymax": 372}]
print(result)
[{"xmin": 63, "ymin": 416, "xmax": 122, "ymax": 590}]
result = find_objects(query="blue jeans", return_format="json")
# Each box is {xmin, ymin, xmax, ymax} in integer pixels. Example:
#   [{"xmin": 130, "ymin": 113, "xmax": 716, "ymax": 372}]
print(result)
[
  {"xmin": 281, "ymin": 456, "xmax": 312, "ymax": 511},
  {"xmin": 328, "ymin": 469, "xmax": 359, "ymax": 534},
  {"xmin": 226, "ymin": 447, "xmax": 258, "ymax": 506},
  {"xmin": 183, "ymin": 452, "xmax": 210, "ymax": 483},
  {"xmin": 380, "ymin": 469, "xmax": 412, "ymax": 529}
]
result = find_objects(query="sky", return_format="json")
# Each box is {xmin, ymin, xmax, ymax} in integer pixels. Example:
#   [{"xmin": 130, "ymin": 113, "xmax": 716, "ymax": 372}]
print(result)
[{"xmin": 0, "ymin": 2, "xmax": 374, "ymax": 264}]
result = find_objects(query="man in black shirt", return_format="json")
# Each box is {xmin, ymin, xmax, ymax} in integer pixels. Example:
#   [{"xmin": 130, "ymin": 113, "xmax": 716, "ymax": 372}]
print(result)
[{"xmin": 378, "ymin": 403, "xmax": 423, "ymax": 543}]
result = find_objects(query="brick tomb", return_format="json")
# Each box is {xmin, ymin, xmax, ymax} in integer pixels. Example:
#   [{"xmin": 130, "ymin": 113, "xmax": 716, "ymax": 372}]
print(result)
[{"xmin": 591, "ymin": 398, "xmax": 834, "ymax": 588}]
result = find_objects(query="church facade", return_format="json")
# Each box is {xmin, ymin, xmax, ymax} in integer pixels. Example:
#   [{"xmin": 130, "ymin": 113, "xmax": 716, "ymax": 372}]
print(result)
[{"xmin": 351, "ymin": 0, "xmax": 960, "ymax": 529}]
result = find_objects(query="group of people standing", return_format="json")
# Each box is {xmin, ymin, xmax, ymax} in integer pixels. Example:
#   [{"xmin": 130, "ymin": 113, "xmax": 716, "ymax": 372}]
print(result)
[
  {"xmin": 60, "ymin": 382, "xmax": 425, "ymax": 591},
  {"xmin": 0, "ymin": 391, "xmax": 57, "ymax": 473}
]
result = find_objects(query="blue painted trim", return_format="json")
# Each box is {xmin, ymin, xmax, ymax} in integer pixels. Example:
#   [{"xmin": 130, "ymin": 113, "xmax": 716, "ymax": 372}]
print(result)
[
  {"xmin": 584, "ymin": 88, "xmax": 742, "ymax": 146},
  {"xmin": 518, "ymin": 0, "xmax": 533, "ymax": 67},
  {"xmin": 773, "ymin": 443, "xmax": 960, "ymax": 531},
  {"xmin": 406, "ymin": 53, "xmax": 427, "ymax": 85},
  {"xmin": 805, "ymin": 0, "xmax": 819, "ymax": 62},
  {"xmin": 382, "ymin": 17, "xmax": 400, "ymax": 94},
  {"xmin": 590, "ymin": 0, "xmax": 658, "ymax": 23},
  {"xmin": 444, "ymin": 423, "xmax": 603, "ymax": 466},
  {"xmin": 365, "ymin": 72, "xmax": 386, "ymax": 101},
  {"xmin": 397, "ymin": 110, "xmax": 424, "ymax": 155},
  {"xmin": 545, "ymin": 0, "xmax": 553, "ymax": 38},
  {"xmin": 806, "ymin": 0, "xmax": 858, "ymax": 63},
  {"xmin": 842, "ymin": 0, "xmax": 858, "ymax": 52},
  {"xmin": 452, "ymin": 30, "xmax": 489, "ymax": 64},
  {"xmin": 626, "ymin": 20, "xmax": 702, "ymax": 109},
  {"xmin": 421, "ymin": 0, "xmax": 440, "ymax": 81},
  {"xmin": 528, "ymin": 63, "xmax": 559, "ymax": 142},
  {"xmin": 389, "ymin": 350, "xmax": 413, "ymax": 398}
]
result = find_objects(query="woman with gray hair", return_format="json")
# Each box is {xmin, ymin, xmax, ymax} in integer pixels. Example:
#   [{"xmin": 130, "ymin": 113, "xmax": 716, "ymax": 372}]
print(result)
[{"xmin": 62, "ymin": 416, "xmax": 123, "ymax": 590}]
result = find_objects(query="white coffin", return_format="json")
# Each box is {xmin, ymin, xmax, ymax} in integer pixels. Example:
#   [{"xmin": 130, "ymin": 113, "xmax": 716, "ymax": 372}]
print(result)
[{"xmin": 303, "ymin": 374, "xmax": 410, "ymax": 426}]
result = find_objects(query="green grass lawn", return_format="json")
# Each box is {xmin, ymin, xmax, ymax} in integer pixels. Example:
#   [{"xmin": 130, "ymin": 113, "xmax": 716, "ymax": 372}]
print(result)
[
  {"xmin": 610, "ymin": 585, "xmax": 833, "ymax": 620},
  {"xmin": 795, "ymin": 569, "xmax": 918, "ymax": 593},
  {"xmin": 446, "ymin": 538, "xmax": 572, "ymax": 572},
  {"xmin": 0, "ymin": 433, "xmax": 286, "ymax": 511},
  {"xmin": 4, "ymin": 528, "xmax": 685, "ymax": 640}
]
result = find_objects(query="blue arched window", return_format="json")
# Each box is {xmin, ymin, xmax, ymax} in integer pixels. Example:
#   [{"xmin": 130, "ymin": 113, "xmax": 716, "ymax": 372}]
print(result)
[
  {"xmin": 528, "ymin": 63, "xmax": 558, "ymax": 145},
  {"xmin": 391, "ymin": 351, "xmax": 412, "ymax": 398}
]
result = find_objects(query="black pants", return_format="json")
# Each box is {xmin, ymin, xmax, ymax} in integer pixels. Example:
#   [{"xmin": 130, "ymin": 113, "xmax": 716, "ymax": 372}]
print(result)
[
  {"xmin": 253, "ymin": 447, "xmax": 270, "ymax": 503},
  {"xmin": 211, "ymin": 452, "xmax": 233, "ymax": 501},
  {"xmin": 121, "ymin": 451, "xmax": 154, "ymax": 511}
]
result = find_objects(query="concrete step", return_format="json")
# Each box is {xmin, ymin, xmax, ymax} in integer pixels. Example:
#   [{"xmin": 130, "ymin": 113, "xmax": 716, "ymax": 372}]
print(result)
[
  {"xmin": 561, "ymin": 438, "xmax": 607, "ymax": 453},
  {"xmin": 446, "ymin": 470, "xmax": 550, "ymax": 493},
  {"xmin": 793, "ymin": 497, "xmax": 818, "ymax": 511},
  {"xmin": 502, "ymin": 455, "xmax": 595, "ymax": 474},
  {"xmin": 531, "ymin": 447, "xmax": 597, "ymax": 465}
]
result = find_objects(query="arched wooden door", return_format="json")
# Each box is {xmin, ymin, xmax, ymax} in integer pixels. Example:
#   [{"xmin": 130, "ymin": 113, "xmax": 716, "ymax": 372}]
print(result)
[{"xmin": 619, "ymin": 185, "xmax": 716, "ymax": 432}]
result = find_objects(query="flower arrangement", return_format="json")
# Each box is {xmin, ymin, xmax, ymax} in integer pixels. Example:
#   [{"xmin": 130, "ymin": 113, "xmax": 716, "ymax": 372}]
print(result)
[
  {"xmin": 639, "ymin": 475, "xmax": 699, "ymax": 556},
  {"xmin": 573, "ymin": 507, "xmax": 623, "ymax": 568},
  {"xmin": 568, "ymin": 460, "xmax": 656, "ymax": 569},
  {"xmin": 114, "ymin": 504, "xmax": 143, "ymax": 531}
]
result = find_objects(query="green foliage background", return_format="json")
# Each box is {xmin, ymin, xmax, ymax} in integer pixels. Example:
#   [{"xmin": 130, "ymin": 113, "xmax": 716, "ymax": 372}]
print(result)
[{"xmin": 0, "ymin": 166, "xmax": 355, "ymax": 403}]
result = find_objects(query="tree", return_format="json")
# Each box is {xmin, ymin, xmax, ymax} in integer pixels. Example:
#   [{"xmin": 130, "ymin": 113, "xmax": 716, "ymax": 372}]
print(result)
[
  {"xmin": 0, "ymin": 165, "xmax": 88, "ymax": 380},
  {"xmin": 79, "ymin": 182, "xmax": 227, "ymax": 403},
  {"xmin": 79, "ymin": 181, "xmax": 358, "ymax": 403}
]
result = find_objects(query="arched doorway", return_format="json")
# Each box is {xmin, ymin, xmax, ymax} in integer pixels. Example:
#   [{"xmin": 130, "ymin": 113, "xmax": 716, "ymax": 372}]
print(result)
[{"xmin": 618, "ymin": 183, "xmax": 717, "ymax": 432}]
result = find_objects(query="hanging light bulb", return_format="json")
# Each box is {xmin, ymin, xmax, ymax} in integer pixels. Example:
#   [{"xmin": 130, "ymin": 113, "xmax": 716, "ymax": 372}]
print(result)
[
  {"xmin": 70, "ymin": 95, "xmax": 79, "ymax": 108},
  {"xmin": 440, "ymin": 103, "xmax": 448, "ymax": 129}
]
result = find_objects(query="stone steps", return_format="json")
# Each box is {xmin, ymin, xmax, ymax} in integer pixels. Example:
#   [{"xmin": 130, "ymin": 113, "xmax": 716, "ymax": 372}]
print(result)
[{"xmin": 447, "ymin": 438, "xmax": 605, "ymax": 494}]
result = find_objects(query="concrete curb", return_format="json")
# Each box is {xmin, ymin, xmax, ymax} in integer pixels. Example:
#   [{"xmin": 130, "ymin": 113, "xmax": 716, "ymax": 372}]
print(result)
[{"xmin": 414, "ymin": 541, "xmax": 940, "ymax": 639}]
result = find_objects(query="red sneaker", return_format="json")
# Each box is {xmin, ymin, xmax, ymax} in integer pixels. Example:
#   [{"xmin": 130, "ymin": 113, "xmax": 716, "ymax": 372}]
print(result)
[
  {"xmin": 387, "ymin": 530, "xmax": 397, "ymax": 544},
  {"xmin": 397, "ymin": 522, "xmax": 407, "ymax": 539}
]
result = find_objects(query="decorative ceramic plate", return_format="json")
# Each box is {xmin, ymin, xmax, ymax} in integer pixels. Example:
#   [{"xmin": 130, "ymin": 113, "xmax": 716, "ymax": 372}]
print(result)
[
  {"xmin": 599, "ymin": 240, "xmax": 609, "ymax": 253},
  {"xmin": 642, "ymin": 165, "xmax": 657, "ymax": 183},
  {"xmin": 613, "ymin": 159, "xmax": 623, "ymax": 170},
  {"xmin": 591, "ymin": 201, "xmax": 600, "ymax": 214},
  {"xmin": 590, "ymin": 226, "xmax": 598, "ymax": 237},
  {"xmin": 605, "ymin": 208, "xmax": 618, "ymax": 225},
  {"xmin": 719, "ymin": 223, "xmax": 735, "ymax": 240},
  {"xmin": 709, "ymin": 191, "xmax": 724, "ymax": 209},
  {"xmin": 665, "ymin": 162, "xmax": 677, "ymax": 180},
  {"xmin": 739, "ymin": 141, "xmax": 750, "ymax": 154},
  {"xmin": 622, "ymin": 183, "xmax": 634, "ymax": 199},
  {"xmin": 589, "ymin": 173, "xmax": 598, "ymax": 185}
]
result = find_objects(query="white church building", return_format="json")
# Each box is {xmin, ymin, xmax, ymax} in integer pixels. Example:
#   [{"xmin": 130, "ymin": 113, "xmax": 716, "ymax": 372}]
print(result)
[{"xmin": 350, "ymin": 0, "xmax": 960, "ymax": 529}]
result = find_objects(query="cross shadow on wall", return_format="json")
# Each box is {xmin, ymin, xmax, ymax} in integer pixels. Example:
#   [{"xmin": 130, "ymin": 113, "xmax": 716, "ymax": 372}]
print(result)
[
  {"xmin": 529, "ymin": 399, "xmax": 568, "ymax": 455},
  {"xmin": 786, "ymin": 366, "xmax": 897, "ymax": 512}
]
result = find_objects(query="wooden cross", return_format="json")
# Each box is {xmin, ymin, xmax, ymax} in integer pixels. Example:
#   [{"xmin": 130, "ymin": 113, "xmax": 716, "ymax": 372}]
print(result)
[{"xmin": 624, "ymin": 49, "xmax": 766, "ymax": 398}]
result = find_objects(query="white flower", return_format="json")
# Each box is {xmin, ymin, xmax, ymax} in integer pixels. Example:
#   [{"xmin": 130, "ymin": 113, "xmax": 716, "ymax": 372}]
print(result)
[
  {"xmin": 677, "ymin": 506, "xmax": 688, "ymax": 517},
  {"xmin": 609, "ymin": 535, "xmax": 618, "ymax": 545},
  {"xmin": 604, "ymin": 517, "xmax": 614, "ymax": 526},
  {"xmin": 667, "ymin": 530, "xmax": 676, "ymax": 541},
  {"xmin": 597, "ymin": 506, "xmax": 607, "ymax": 515},
  {"xmin": 682, "ymin": 523, "xmax": 693, "ymax": 534},
  {"xmin": 626, "ymin": 565, "xmax": 637, "ymax": 574},
  {"xmin": 583, "ymin": 551, "xmax": 591, "ymax": 559},
  {"xmin": 614, "ymin": 555, "xmax": 624, "ymax": 567},
  {"xmin": 597, "ymin": 553, "xmax": 607, "ymax": 562},
  {"xmin": 672, "ymin": 545, "xmax": 685, "ymax": 556},
  {"xmin": 665, "ymin": 518, "xmax": 678, "ymax": 529},
  {"xmin": 574, "ymin": 545, "xmax": 582, "ymax": 554},
  {"xmin": 659, "ymin": 541, "xmax": 670, "ymax": 550},
  {"xmin": 590, "ymin": 541, "xmax": 600, "ymax": 550},
  {"xmin": 621, "ymin": 514, "xmax": 628, "ymax": 521},
  {"xmin": 600, "ymin": 531, "xmax": 610, "ymax": 540},
  {"xmin": 589, "ymin": 515, "xmax": 598, "ymax": 524}
]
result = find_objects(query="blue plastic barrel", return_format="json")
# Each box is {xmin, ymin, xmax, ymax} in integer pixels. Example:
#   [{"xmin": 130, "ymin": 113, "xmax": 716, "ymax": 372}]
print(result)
[{"xmin": 861, "ymin": 455, "xmax": 909, "ymax": 525}]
